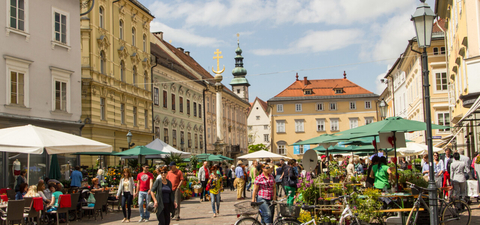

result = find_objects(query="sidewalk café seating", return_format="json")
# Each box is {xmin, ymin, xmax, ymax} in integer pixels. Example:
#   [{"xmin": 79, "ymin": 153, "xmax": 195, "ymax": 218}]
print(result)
[
  {"xmin": 46, "ymin": 194, "xmax": 72, "ymax": 225},
  {"xmin": 82, "ymin": 192, "xmax": 108, "ymax": 221},
  {"xmin": 0, "ymin": 200, "xmax": 24, "ymax": 225},
  {"xmin": 5, "ymin": 190, "xmax": 15, "ymax": 201},
  {"xmin": 23, "ymin": 198, "xmax": 40, "ymax": 225},
  {"xmin": 23, "ymin": 197, "xmax": 33, "ymax": 209},
  {"xmin": 106, "ymin": 192, "xmax": 119, "ymax": 212},
  {"xmin": 67, "ymin": 193, "xmax": 80, "ymax": 221}
]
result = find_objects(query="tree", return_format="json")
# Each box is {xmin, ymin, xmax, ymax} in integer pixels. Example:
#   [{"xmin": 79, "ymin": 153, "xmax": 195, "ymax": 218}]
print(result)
[{"xmin": 248, "ymin": 143, "xmax": 268, "ymax": 153}]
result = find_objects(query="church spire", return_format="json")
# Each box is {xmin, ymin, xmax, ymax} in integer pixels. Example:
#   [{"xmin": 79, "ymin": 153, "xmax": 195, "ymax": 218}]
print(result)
[{"xmin": 230, "ymin": 33, "xmax": 250, "ymax": 102}]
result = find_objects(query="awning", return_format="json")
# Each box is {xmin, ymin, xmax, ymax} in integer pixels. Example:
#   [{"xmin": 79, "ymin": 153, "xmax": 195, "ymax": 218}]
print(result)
[
  {"xmin": 441, "ymin": 127, "xmax": 464, "ymax": 147},
  {"xmin": 457, "ymin": 96, "xmax": 480, "ymax": 125}
]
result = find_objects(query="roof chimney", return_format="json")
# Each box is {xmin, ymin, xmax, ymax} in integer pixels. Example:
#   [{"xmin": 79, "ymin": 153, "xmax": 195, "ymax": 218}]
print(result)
[
  {"xmin": 295, "ymin": 73, "xmax": 299, "ymax": 81},
  {"xmin": 343, "ymin": 71, "xmax": 346, "ymax": 79},
  {"xmin": 303, "ymin": 76, "xmax": 308, "ymax": 85},
  {"xmin": 153, "ymin": 31, "xmax": 163, "ymax": 40},
  {"xmin": 177, "ymin": 47, "xmax": 184, "ymax": 53},
  {"xmin": 185, "ymin": 51, "xmax": 190, "ymax": 56}
]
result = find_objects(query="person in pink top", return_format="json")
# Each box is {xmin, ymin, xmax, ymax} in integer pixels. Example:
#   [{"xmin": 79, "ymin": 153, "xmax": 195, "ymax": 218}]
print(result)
[
  {"xmin": 135, "ymin": 164, "xmax": 154, "ymax": 222},
  {"xmin": 252, "ymin": 163, "xmax": 276, "ymax": 225}
]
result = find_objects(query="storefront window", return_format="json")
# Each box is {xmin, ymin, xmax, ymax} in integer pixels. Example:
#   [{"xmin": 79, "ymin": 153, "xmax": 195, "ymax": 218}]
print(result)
[
  {"xmin": 57, "ymin": 154, "xmax": 78, "ymax": 181},
  {"xmin": 8, "ymin": 152, "xmax": 46, "ymax": 188}
]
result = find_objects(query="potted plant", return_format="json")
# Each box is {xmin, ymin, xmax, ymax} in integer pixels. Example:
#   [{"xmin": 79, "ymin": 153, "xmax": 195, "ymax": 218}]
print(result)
[{"xmin": 320, "ymin": 173, "xmax": 330, "ymax": 183}]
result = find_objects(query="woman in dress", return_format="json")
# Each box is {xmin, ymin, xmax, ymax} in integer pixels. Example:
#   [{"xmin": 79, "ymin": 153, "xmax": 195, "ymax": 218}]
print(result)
[
  {"xmin": 450, "ymin": 152, "xmax": 467, "ymax": 200},
  {"xmin": 117, "ymin": 168, "xmax": 135, "ymax": 223},
  {"xmin": 252, "ymin": 163, "xmax": 276, "ymax": 225},
  {"xmin": 150, "ymin": 167, "xmax": 176, "ymax": 225}
]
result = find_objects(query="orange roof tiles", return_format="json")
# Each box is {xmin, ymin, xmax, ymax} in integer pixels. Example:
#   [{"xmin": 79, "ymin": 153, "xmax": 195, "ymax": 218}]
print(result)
[
  {"xmin": 432, "ymin": 19, "xmax": 445, "ymax": 33},
  {"xmin": 274, "ymin": 78, "xmax": 373, "ymax": 98}
]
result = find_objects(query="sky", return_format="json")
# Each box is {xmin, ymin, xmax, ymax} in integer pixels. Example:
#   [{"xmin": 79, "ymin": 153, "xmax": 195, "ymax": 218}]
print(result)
[{"xmin": 138, "ymin": 0, "xmax": 436, "ymax": 102}]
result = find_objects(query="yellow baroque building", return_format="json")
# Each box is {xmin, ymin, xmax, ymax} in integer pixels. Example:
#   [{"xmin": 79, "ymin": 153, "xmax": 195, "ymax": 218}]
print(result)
[
  {"xmin": 80, "ymin": 0, "xmax": 154, "ymax": 166},
  {"xmin": 269, "ymin": 73, "xmax": 379, "ymax": 159}
]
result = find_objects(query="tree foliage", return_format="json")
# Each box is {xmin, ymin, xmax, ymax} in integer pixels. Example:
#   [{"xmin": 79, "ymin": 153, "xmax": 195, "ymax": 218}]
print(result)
[{"xmin": 248, "ymin": 143, "xmax": 268, "ymax": 153}]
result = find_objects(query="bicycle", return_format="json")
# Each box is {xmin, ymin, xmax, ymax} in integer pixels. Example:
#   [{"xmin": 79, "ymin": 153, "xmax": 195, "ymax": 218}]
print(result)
[
  {"xmin": 336, "ymin": 194, "xmax": 363, "ymax": 225},
  {"xmin": 405, "ymin": 181, "xmax": 471, "ymax": 225}
]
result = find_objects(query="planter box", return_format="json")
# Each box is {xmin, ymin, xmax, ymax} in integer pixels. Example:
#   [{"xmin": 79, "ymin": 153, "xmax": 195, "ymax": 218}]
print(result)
[{"xmin": 332, "ymin": 178, "xmax": 340, "ymax": 183}]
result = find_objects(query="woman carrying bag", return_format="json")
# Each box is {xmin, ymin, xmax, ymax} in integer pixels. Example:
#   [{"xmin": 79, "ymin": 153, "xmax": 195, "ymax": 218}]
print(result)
[
  {"xmin": 150, "ymin": 167, "xmax": 176, "ymax": 225},
  {"xmin": 117, "ymin": 168, "xmax": 135, "ymax": 223},
  {"xmin": 285, "ymin": 159, "xmax": 298, "ymax": 205}
]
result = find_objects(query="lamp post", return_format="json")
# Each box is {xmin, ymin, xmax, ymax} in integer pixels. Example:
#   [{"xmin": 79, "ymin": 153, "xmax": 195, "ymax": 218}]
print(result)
[
  {"xmin": 411, "ymin": 1, "xmax": 437, "ymax": 224},
  {"xmin": 126, "ymin": 130, "xmax": 135, "ymax": 148},
  {"xmin": 379, "ymin": 98, "xmax": 388, "ymax": 120}
]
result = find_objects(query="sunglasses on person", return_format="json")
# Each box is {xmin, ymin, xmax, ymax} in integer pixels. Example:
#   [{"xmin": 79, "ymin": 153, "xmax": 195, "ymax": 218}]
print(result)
[{"xmin": 264, "ymin": 166, "xmax": 271, "ymax": 170}]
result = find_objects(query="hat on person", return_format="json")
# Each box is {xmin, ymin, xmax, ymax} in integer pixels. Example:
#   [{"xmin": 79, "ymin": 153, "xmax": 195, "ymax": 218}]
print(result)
[
  {"xmin": 169, "ymin": 162, "xmax": 176, "ymax": 166},
  {"xmin": 321, "ymin": 155, "xmax": 327, "ymax": 159},
  {"xmin": 231, "ymin": 165, "xmax": 235, "ymax": 169},
  {"xmin": 237, "ymin": 160, "xmax": 243, "ymax": 165}
]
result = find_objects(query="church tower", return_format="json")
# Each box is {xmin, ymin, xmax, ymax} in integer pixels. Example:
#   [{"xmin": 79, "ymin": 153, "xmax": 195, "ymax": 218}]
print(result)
[{"xmin": 230, "ymin": 35, "xmax": 250, "ymax": 102}]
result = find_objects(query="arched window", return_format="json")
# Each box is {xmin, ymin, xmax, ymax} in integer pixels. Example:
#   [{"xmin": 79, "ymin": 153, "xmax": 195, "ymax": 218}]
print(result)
[
  {"xmin": 132, "ymin": 27, "xmax": 136, "ymax": 46},
  {"xmin": 132, "ymin": 66, "xmax": 137, "ymax": 86},
  {"xmin": 100, "ymin": 51, "xmax": 106, "ymax": 74},
  {"xmin": 119, "ymin": 20, "xmax": 124, "ymax": 40},
  {"xmin": 144, "ymin": 71, "xmax": 148, "ymax": 89},
  {"xmin": 120, "ymin": 60, "xmax": 125, "ymax": 82},
  {"xmin": 99, "ymin": 7, "xmax": 104, "ymax": 28},
  {"xmin": 143, "ymin": 34, "xmax": 146, "ymax": 52}
]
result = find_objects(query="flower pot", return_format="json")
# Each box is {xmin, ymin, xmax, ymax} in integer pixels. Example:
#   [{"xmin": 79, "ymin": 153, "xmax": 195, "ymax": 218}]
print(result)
[
  {"xmin": 332, "ymin": 178, "xmax": 340, "ymax": 183},
  {"xmin": 318, "ymin": 200, "xmax": 324, "ymax": 205},
  {"xmin": 323, "ymin": 179, "xmax": 330, "ymax": 183}
]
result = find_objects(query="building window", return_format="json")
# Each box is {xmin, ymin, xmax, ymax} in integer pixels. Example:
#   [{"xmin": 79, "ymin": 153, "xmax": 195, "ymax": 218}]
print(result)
[
  {"xmin": 120, "ymin": 60, "xmax": 125, "ymax": 82},
  {"xmin": 119, "ymin": 20, "xmax": 123, "ymax": 40},
  {"xmin": 264, "ymin": 125, "xmax": 268, "ymax": 130},
  {"xmin": 180, "ymin": 131, "xmax": 185, "ymax": 150},
  {"xmin": 199, "ymin": 104, "xmax": 202, "ymax": 118},
  {"xmin": 440, "ymin": 47, "xmax": 445, "ymax": 54},
  {"xmin": 365, "ymin": 117, "xmax": 374, "ymax": 125},
  {"xmin": 299, "ymin": 145, "xmax": 304, "ymax": 154},
  {"xmin": 334, "ymin": 88, "xmax": 343, "ymax": 94},
  {"xmin": 53, "ymin": 10, "xmax": 68, "ymax": 44},
  {"xmin": 316, "ymin": 103, "xmax": 324, "ymax": 111},
  {"xmin": 435, "ymin": 72, "xmax": 448, "ymax": 91},
  {"xmin": 276, "ymin": 120, "xmax": 285, "ymax": 133},
  {"xmin": 120, "ymin": 103, "xmax": 125, "ymax": 124},
  {"xmin": 316, "ymin": 119, "xmax": 325, "ymax": 131},
  {"xmin": 256, "ymin": 116, "xmax": 260, "ymax": 120},
  {"xmin": 179, "ymin": 96, "xmax": 183, "ymax": 112},
  {"xmin": 133, "ymin": 106, "xmax": 137, "ymax": 127},
  {"xmin": 278, "ymin": 145, "xmax": 286, "ymax": 155},
  {"xmin": 349, "ymin": 118, "xmax": 358, "ymax": 129},
  {"xmin": 437, "ymin": 112, "xmax": 450, "ymax": 132},
  {"xmin": 164, "ymin": 128, "xmax": 168, "ymax": 144},
  {"xmin": 295, "ymin": 120, "xmax": 304, "ymax": 132},
  {"xmin": 330, "ymin": 118, "xmax": 339, "ymax": 131},
  {"xmin": 187, "ymin": 99, "xmax": 190, "ymax": 115},
  {"xmin": 172, "ymin": 130, "xmax": 177, "ymax": 147},
  {"xmin": 188, "ymin": 132, "xmax": 192, "ymax": 148},
  {"xmin": 144, "ymin": 110, "xmax": 148, "ymax": 129},
  {"xmin": 199, "ymin": 135, "xmax": 203, "ymax": 149},
  {"xmin": 193, "ymin": 102, "xmax": 197, "ymax": 117},
  {"xmin": 433, "ymin": 47, "xmax": 439, "ymax": 55},
  {"xmin": 54, "ymin": 81, "xmax": 67, "ymax": 111},
  {"xmin": 6, "ymin": 56, "xmax": 31, "ymax": 107},
  {"xmin": 195, "ymin": 134, "xmax": 198, "ymax": 149},
  {"xmin": 248, "ymin": 135, "xmax": 253, "ymax": 143},
  {"xmin": 9, "ymin": 0, "xmax": 26, "ymax": 31},
  {"xmin": 304, "ymin": 89, "xmax": 312, "ymax": 95},
  {"xmin": 132, "ymin": 27, "xmax": 136, "ymax": 46},
  {"xmin": 155, "ymin": 127, "xmax": 160, "ymax": 138},
  {"xmin": 10, "ymin": 71, "xmax": 25, "ymax": 106},
  {"xmin": 163, "ymin": 90, "xmax": 167, "ymax": 108},
  {"xmin": 144, "ymin": 71, "xmax": 148, "ymax": 89},
  {"xmin": 277, "ymin": 104, "xmax": 283, "ymax": 112},
  {"xmin": 99, "ymin": 7, "xmax": 104, "ymax": 28},
  {"xmin": 295, "ymin": 103, "xmax": 302, "ymax": 112},
  {"xmin": 100, "ymin": 51, "xmax": 106, "ymax": 74},
  {"xmin": 264, "ymin": 134, "xmax": 269, "ymax": 142},
  {"xmin": 153, "ymin": 87, "xmax": 159, "ymax": 105},
  {"xmin": 237, "ymin": 89, "xmax": 240, "ymax": 94},
  {"xmin": 171, "ymin": 94, "xmax": 176, "ymax": 111},
  {"xmin": 365, "ymin": 101, "xmax": 371, "ymax": 109},
  {"xmin": 143, "ymin": 34, "xmax": 146, "ymax": 52},
  {"xmin": 132, "ymin": 66, "xmax": 137, "ymax": 86},
  {"xmin": 350, "ymin": 102, "xmax": 356, "ymax": 110},
  {"xmin": 330, "ymin": 102, "xmax": 337, "ymax": 110},
  {"xmin": 100, "ymin": 97, "xmax": 106, "ymax": 120}
]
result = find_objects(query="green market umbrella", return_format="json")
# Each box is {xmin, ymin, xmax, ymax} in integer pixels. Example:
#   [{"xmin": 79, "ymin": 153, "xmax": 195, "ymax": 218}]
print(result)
[
  {"xmin": 195, "ymin": 154, "xmax": 224, "ymax": 162},
  {"xmin": 217, "ymin": 154, "xmax": 234, "ymax": 161},
  {"xmin": 114, "ymin": 146, "xmax": 168, "ymax": 156},
  {"xmin": 49, "ymin": 154, "xmax": 61, "ymax": 179},
  {"xmin": 291, "ymin": 134, "xmax": 338, "ymax": 146}
]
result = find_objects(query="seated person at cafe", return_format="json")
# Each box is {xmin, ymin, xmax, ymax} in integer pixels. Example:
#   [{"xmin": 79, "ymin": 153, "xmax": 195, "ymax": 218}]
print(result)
[
  {"xmin": 25, "ymin": 185, "xmax": 40, "ymax": 197},
  {"xmin": 90, "ymin": 178, "xmax": 104, "ymax": 193},
  {"xmin": 15, "ymin": 183, "xmax": 29, "ymax": 200},
  {"xmin": 46, "ymin": 183, "xmax": 63, "ymax": 212},
  {"xmin": 37, "ymin": 181, "xmax": 51, "ymax": 204}
]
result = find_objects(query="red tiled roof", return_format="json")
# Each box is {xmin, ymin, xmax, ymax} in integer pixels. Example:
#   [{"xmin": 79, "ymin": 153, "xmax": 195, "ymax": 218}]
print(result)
[
  {"xmin": 274, "ymin": 77, "xmax": 373, "ymax": 98},
  {"xmin": 432, "ymin": 19, "xmax": 445, "ymax": 33}
]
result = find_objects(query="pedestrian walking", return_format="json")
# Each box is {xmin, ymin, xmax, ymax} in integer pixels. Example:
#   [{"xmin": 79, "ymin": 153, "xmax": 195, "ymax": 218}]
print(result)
[
  {"xmin": 117, "ymin": 168, "xmax": 135, "ymax": 223},
  {"xmin": 208, "ymin": 171, "xmax": 222, "ymax": 218},
  {"xmin": 166, "ymin": 162, "xmax": 183, "ymax": 221},
  {"xmin": 252, "ymin": 163, "xmax": 276, "ymax": 225},
  {"xmin": 235, "ymin": 161, "xmax": 245, "ymax": 200},
  {"xmin": 275, "ymin": 162, "xmax": 284, "ymax": 197},
  {"xmin": 451, "ymin": 152, "xmax": 467, "ymax": 201},
  {"xmin": 227, "ymin": 165, "xmax": 236, "ymax": 191},
  {"xmin": 284, "ymin": 159, "xmax": 298, "ymax": 205},
  {"xmin": 135, "ymin": 164, "xmax": 154, "ymax": 222},
  {"xmin": 150, "ymin": 167, "xmax": 176, "ymax": 225},
  {"xmin": 70, "ymin": 166, "xmax": 83, "ymax": 188},
  {"xmin": 197, "ymin": 161, "xmax": 210, "ymax": 202}
]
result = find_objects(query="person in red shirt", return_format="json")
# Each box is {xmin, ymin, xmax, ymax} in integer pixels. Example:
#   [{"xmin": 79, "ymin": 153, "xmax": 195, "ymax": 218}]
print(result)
[
  {"xmin": 166, "ymin": 162, "xmax": 184, "ymax": 221},
  {"xmin": 135, "ymin": 164, "xmax": 154, "ymax": 222}
]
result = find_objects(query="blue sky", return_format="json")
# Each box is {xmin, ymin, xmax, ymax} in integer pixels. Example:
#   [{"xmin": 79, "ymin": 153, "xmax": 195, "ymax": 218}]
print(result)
[{"xmin": 139, "ymin": 0, "xmax": 436, "ymax": 102}]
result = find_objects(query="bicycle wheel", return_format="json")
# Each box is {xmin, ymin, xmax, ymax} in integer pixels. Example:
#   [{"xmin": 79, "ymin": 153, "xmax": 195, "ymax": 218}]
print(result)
[
  {"xmin": 405, "ymin": 205, "xmax": 422, "ymax": 225},
  {"xmin": 235, "ymin": 217, "xmax": 262, "ymax": 225},
  {"xmin": 440, "ymin": 200, "xmax": 471, "ymax": 225},
  {"xmin": 274, "ymin": 218, "xmax": 302, "ymax": 225}
]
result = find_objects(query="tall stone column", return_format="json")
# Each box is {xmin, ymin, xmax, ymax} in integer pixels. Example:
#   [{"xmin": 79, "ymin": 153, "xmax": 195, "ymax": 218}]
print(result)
[{"xmin": 212, "ymin": 49, "xmax": 225, "ymax": 154}]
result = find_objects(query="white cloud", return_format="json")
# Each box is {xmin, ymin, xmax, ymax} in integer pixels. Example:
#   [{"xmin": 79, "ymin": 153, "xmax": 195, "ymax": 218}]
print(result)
[
  {"xmin": 252, "ymin": 29, "xmax": 364, "ymax": 56},
  {"xmin": 150, "ymin": 21, "xmax": 223, "ymax": 47}
]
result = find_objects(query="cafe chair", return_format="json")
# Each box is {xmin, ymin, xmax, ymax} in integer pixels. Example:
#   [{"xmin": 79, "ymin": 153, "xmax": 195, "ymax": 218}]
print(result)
[
  {"xmin": 67, "ymin": 193, "xmax": 80, "ymax": 221},
  {"xmin": 22, "ymin": 198, "xmax": 32, "ymax": 210},
  {"xmin": 23, "ymin": 198, "xmax": 39, "ymax": 225},
  {"xmin": 5, "ymin": 190, "xmax": 15, "ymax": 201},
  {"xmin": 0, "ymin": 200, "xmax": 25, "ymax": 225},
  {"xmin": 81, "ymin": 192, "xmax": 107, "ymax": 221},
  {"xmin": 46, "ymin": 194, "xmax": 71, "ymax": 225}
]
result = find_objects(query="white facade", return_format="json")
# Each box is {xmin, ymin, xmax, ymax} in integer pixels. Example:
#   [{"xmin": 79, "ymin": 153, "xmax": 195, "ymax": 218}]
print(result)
[{"xmin": 247, "ymin": 98, "xmax": 271, "ymax": 150}]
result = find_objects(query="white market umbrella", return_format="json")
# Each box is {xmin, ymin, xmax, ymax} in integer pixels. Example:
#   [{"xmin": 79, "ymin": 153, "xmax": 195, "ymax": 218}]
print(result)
[
  {"xmin": 396, "ymin": 142, "xmax": 442, "ymax": 156},
  {"xmin": 0, "ymin": 124, "xmax": 112, "ymax": 154},
  {"xmin": 238, "ymin": 150, "xmax": 289, "ymax": 160}
]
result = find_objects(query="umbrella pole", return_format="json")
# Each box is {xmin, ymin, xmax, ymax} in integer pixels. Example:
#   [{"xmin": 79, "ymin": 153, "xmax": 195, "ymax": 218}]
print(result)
[
  {"xmin": 27, "ymin": 153, "xmax": 30, "ymax": 184},
  {"xmin": 393, "ymin": 131, "xmax": 398, "ymax": 192}
]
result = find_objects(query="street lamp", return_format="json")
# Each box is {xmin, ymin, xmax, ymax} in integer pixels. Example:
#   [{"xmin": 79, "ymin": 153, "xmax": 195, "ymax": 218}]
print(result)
[
  {"xmin": 411, "ymin": 1, "xmax": 437, "ymax": 225},
  {"xmin": 126, "ymin": 130, "xmax": 135, "ymax": 148},
  {"xmin": 379, "ymin": 98, "xmax": 388, "ymax": 120}
]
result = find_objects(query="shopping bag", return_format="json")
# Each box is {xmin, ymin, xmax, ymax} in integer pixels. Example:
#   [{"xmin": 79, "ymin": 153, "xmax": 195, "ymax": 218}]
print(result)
[{"xmin": 467, "ymin": 180, "xmax": 478, "ymax": 197}]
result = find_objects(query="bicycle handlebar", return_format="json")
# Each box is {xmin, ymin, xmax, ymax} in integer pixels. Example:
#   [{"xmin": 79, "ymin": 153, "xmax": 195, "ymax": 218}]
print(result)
[{"xmin": 406, "ymin": 181, "xmax": 428, "ymax": 192}]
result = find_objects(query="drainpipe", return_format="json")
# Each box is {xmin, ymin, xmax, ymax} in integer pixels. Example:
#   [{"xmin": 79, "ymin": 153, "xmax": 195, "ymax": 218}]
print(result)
[
  {"xmin": 203, "ymin": 88, "xmax": 207, "ymax": 154},
  {"xmin": 151, "ymin": 55, "xmax": 158, "ymax": 140}
]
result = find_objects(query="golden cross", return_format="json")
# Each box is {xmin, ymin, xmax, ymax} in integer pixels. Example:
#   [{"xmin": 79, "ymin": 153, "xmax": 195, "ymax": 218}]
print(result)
[{"xmin": 213, "ymin": 49, "xmax": 223, "ymax": 72}]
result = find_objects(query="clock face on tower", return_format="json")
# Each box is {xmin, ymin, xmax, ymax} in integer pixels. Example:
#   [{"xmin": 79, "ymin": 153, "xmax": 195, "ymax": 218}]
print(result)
[{"xmin": 80, "ymin": 0, "xmax": 94, "ymax": 16}]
